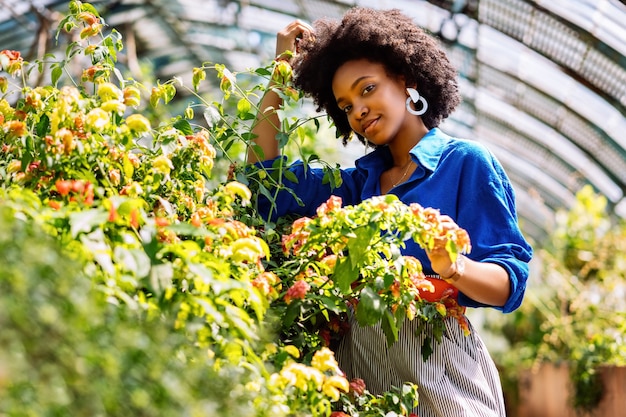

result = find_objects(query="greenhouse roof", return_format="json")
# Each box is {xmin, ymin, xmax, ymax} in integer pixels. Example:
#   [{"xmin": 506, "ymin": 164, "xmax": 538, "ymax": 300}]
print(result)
[{"xmin": 2, "ymin": 0, "xmax": 626, "ymax": 245}]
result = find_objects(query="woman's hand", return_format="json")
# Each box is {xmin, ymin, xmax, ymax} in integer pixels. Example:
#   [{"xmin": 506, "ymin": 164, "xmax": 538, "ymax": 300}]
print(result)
[
  {"xmin": 275, "ymin": 20, "xmax": 314, "ymax": 62},
  {"xmin": 425, "ymin": 215, "xmax": 511, "ymax": 307},
  {"xmin": 425, "ymin": 215, "xmax": 461, "ymax": 278}
]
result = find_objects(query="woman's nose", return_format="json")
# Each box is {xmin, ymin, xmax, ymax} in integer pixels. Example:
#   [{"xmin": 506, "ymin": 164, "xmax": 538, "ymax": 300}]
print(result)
[{"xmin": 355, "ymin": 103, "xmax": 368, "ymax": 119}]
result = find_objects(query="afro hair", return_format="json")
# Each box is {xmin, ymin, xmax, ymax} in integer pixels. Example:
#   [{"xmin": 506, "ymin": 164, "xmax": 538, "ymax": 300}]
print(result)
[{"xmin": 293, "ymin": 7, "xmax": 461, "ymax": 146}]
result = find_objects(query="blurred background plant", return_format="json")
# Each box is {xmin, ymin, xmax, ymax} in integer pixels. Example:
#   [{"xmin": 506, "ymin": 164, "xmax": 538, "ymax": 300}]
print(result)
[
  {"xmin": 487, "ymin": 185, "xmax": 626, "ymax": 412},
  {"xmin": 0, "ymin": 192, "xmax": 269, "ymax": 417}
]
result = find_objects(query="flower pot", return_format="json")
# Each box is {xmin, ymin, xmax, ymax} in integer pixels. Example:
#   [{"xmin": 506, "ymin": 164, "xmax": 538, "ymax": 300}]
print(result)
[{"xmin": 516, "ymin": 363, "xmax": 626, "ymax": 417}]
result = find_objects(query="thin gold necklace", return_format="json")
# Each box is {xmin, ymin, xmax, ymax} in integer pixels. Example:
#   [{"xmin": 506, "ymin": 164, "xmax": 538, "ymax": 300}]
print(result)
[{"xmin": 390, "ymin": 159, "xmax": 414, "ymax": 188}]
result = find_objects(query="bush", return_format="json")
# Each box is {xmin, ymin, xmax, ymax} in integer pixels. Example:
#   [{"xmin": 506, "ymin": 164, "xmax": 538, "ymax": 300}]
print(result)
[{"xmin": 0, "ymin": 192, "xmax": 263, "ymax": 416}]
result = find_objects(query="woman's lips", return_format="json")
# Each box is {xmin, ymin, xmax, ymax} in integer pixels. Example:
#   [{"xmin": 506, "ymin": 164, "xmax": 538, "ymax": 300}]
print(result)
[{"xmin": 363, "ymin": 117, "xmax": 379, "ymax": 135}]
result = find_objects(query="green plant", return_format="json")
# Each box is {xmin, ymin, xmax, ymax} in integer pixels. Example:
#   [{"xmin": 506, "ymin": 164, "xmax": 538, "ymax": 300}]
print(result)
[
  {"xmin": 0, "ymin": 191, "xmax": 267, "ymax": 417},
  {"xmin": 491, "ymin": 185, "xmax": 626, "ymax": 412}
]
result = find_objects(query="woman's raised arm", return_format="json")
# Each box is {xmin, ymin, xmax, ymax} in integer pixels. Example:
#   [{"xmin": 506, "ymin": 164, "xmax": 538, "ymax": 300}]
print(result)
[{"xmin": 247, "ymin": 20, "xmax": 314, "ymax": 164}]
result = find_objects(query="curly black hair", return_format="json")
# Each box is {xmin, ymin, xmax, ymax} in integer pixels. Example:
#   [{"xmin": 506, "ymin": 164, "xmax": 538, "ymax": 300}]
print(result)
[{"xmin": 293, "ymin": 7, "xmax": 461, "ymax": 146}]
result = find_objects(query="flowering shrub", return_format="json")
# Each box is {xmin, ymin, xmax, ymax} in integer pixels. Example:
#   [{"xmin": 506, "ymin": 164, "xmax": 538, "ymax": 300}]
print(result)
[{"xmin": 0, "ymin": 1, "xmax": 474, "ymax": 415}]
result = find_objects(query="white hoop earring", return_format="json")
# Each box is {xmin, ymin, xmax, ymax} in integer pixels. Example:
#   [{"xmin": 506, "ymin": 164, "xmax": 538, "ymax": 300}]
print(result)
[{"xmin": 406, "ymin": 87, "xmax": 428, "ymax": 116}]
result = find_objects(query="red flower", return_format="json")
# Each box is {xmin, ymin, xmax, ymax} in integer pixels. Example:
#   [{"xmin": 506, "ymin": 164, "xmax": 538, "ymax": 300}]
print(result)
[
  {"xmin": 284, "ymin": 280, "xmax": 310, "ymax": 304},
  {"xmin": 330, "ymin": 412, "xmax": 350, "ymax": 417},
  {"xmin": 349, "ymin": 378, "xmax": 366, "ymax": 396},
  {"xmin": 55, "ymin": 180, "xmax": 72, "ymax": 196}
]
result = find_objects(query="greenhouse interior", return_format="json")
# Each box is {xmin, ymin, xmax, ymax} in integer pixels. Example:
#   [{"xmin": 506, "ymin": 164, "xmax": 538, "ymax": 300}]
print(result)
[{"xmin": 1, "ymin": 0, "xmax": 625, "ymax": 416}]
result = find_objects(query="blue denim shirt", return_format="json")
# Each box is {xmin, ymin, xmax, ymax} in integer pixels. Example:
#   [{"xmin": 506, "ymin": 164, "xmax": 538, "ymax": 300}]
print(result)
[{"xmin": 256, "ymin": 128, "xmax": 533, "ymax": 312}]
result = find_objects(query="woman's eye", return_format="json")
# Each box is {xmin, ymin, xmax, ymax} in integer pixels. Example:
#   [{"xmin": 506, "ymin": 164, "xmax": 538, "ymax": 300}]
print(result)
[
  {"xmin": 342, "ymin": 105, "xmax": 352, "ymax": 114},
  {"xmin": 363, "ymin": 84, "xmax": 375, "ymax": 95}
]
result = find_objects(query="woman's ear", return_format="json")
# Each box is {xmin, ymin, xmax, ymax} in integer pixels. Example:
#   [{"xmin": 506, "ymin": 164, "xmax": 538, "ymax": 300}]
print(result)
[{"xmin": 405, "ymin": 83, "xmax": 417, "ymax": 95}]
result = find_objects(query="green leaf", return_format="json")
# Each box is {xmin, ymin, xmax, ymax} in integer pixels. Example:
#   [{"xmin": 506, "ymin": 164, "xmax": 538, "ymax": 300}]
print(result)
[
  {"xmin": 276, "ymin": 132, "xmax": 290, "ymax": 148},
  {"xmin": 80, "ymin": 228, "xmax": 114, "ymax": 275},
  {"xmin": 173, "ymin": 118, "xmax": 193, "ymax": 135},
  {"xmin": 114, "ymin": 246, "xmax": 151, "ymax": 278},
  {"xmin": 381, "ymin": 309, "xmax": 399, "ymax": 346},
  {"xmin": 317, "ymin": 296, "xmax": 346, "ymax": 314},
  {"xmin": 334, "ymin": 255, "xmax": 359, "ymax": 294},
  {"xmin": 347, "ymin": 225, "xmax": 377, "ymax": 269},
  {"xmin": 254, "ymin": 67, "xmax": 272, "ymax": 76},
  {"xmin": 51, "ymin": 66, "xmax": 63, "ymax": 86},
  {"xmin": 149, "ymin": 263, "xmax": 174, "ymax": 297},
  {"xmin": 203, "ymin": 105, "xmax": 221, "ymax": 128},
  {"xmin": 249, "ymin": 143, "xmax": 264, "ymax": 160},
  {"xmin": 282, "ymin": 302, "xmax": 301, "ymax": 328},
  {"xmin": 421, "ymin": 337, "xmax": 433, "ymax": 361},
  {"xmin": 162, "ymin": 84, "xmax": 176, "ymax": 104},
  {"xmin": 355, "ymin": 286, "xmax": 384, "ymax": 326},
  {"xmin": 283, "ymin": 169, "xmax": 299, "ymax": 184},
  {"xmin": 36, "ymin": 115, "xmax": 50, "ymax": 137}
]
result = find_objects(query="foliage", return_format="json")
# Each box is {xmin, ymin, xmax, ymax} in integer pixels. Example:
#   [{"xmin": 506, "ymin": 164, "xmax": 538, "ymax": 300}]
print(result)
[
  {"xmin": 0, "ymin": 1, "xmax": 474, "ymax": 415},
  {"xmin": 0, "ymin": 194, "xmax": 264, "ymax": 417},
  {"xmin": 274, "ymin": 194, "xmax": 471, "ymax": 361},
  {"xmin": 491, "ymin": 185, "xmax": 626, "ymax": 412}
]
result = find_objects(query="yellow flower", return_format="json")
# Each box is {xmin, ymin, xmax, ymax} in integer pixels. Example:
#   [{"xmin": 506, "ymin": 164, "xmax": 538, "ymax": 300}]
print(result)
[
  {"xmin": 6, "ymin": 160, "xmax": 21, "ymax": 173},
  {"xmin": 199, "ymin": 155, "xmax": 214, "ymax": 171},
  {"xmin": 280, "ymin": 363, "xmax": 324, "ymax": 391},
  {"xmin": 152, "ymin": 155, "xmax": 174, "ymax": 175},
  {"xmin": 55, "ymin": 128, "xmax": 75, "ymax": 155},
  {"xmin": 229, "ymin": 236, "xmax": 268, "ymax": 263},
  {"xmin": 311, "ymin": 347, "xmax": 340, "ymax": 373},
  {"xmin": 0, "ymin": 99, "xmax": 15, "ymax": 118},
  {"xmin": 126, "ymin": 114, "xmax": 151, "ymax": 134},
  {"xmin": 283, "ymin": 345, "xmax": 300, "ymax": 359},
  {"xmin": 101, "ymin": 99, "xmax": 126, "ymax": 114},
  {"xmin": 97, "ymin": 82, "xmax": 123, "ymax": 102},
  {"xmin": 322, "ymin": 375, "xmax": 350, "ymax": 401},
  {"xmin": 224, "ymin": 181, "xmax": 252, "ymax": 206},
  {"xmin": 85, "ymin": 108, "xmax": 110, "ymax": 131},
  {"xmin": 123, "ymin": 86, "xmax": 141, "ymax": 107}
]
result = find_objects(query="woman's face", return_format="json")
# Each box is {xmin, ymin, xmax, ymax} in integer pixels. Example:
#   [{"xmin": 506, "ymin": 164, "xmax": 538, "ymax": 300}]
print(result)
[{"xmin": 332, "ymin": 59, "xmax": 413, "ymax": 146}]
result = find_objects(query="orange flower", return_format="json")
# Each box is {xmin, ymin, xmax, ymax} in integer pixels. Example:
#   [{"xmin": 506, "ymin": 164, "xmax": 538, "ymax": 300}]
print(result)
[
  {"xmin": 251, "ymin": 271, "xmax": 281, "ymax": 300},
  {"xmin": 123, "ymin": 86, "xmax": 141, "ymax": 107},
  {"xmin": 5, "ymin": 120, "xmax": 27, "ymax": 138},
  {"xmin": 80, "ymin": 23, "xmax": 103, "ymax": 39},
  {"xmin": 316, "ymin": 195, "xmax": 343, "ymax": 217},
  {"xmin": 155, "ymin": 217, "xmax": 170, "ymax": 227},
  {"xmin": 0, "ymin": 50, "xmax": 23, "ymax": 76},
  {"xmin": 48, "ymin": 200, "xmax": 61, "ymax": 210},
  {"xmin": 77, "ymin": 11, "xmax": 99, "ymax": 25},
  {"xmin": 129, "ymin": 208, "xmax": 139, "ymax": 229},
  {"xmin": 108, "ymin": 205, "xmax": 118, "ymax": 222}
]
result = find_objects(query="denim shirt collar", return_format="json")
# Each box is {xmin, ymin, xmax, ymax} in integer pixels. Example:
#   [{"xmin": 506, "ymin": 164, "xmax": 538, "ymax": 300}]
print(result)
[{"xmin": 355, "ymin": 127, "xmax": 450, "ymax": 175}]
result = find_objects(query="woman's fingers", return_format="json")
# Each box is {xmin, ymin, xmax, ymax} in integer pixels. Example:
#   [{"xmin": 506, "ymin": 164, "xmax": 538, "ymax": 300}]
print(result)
[{"xmin": 276, "ymin": 20, "xmax": 314, "ymax": 58}]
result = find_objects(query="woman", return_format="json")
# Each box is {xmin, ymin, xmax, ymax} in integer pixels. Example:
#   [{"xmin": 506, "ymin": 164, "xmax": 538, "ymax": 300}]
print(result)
[{"xmin": 248, "ymin": 7, "xmax": 532, "ymax": 417}]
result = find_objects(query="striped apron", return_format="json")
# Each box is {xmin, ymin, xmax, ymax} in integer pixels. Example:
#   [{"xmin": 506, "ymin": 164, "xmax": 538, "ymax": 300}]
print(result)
[{"xmin": 335, "ymin": 276, "xmax": 506, "ymax": 417}]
